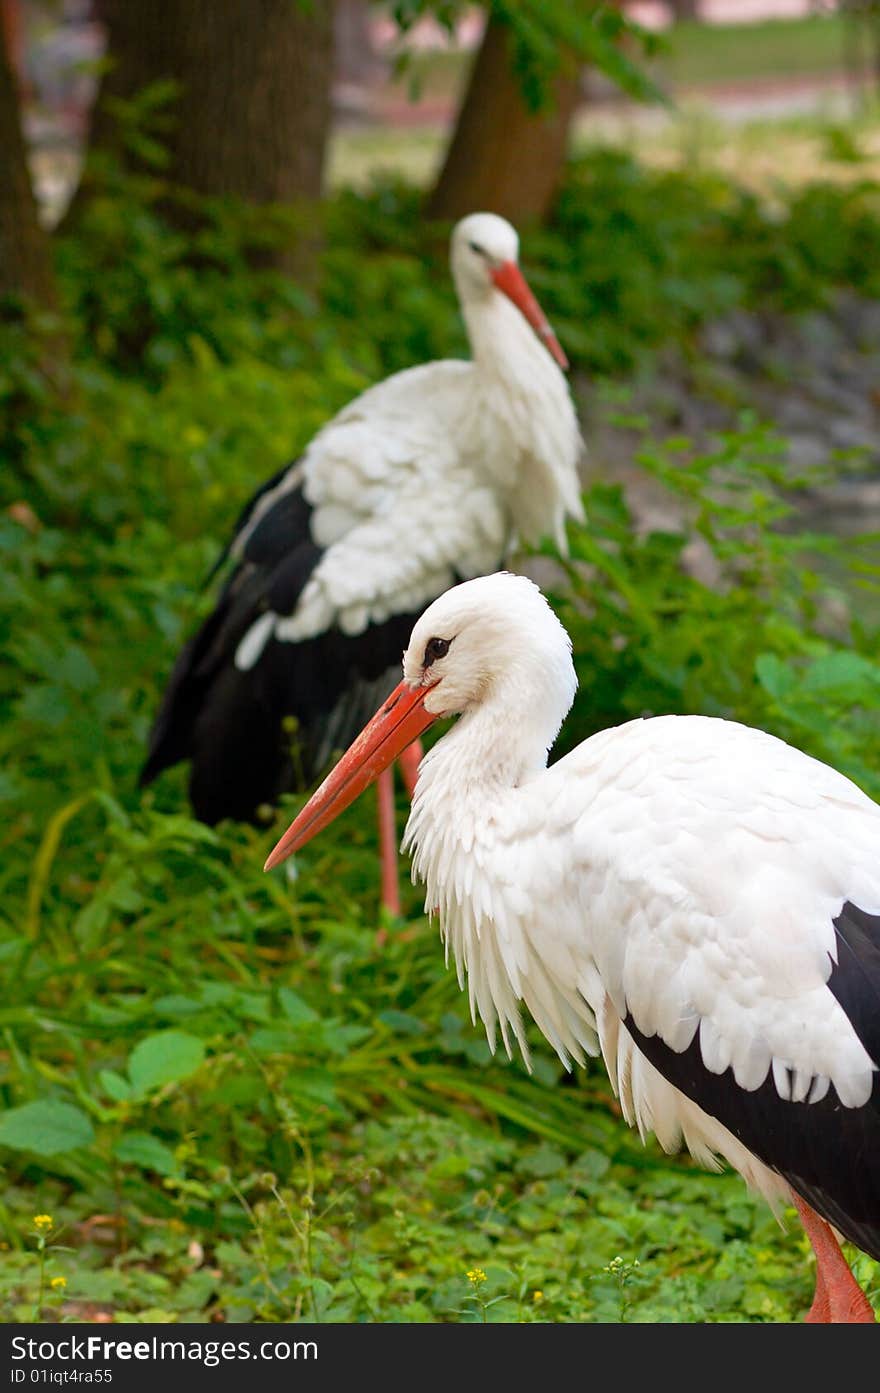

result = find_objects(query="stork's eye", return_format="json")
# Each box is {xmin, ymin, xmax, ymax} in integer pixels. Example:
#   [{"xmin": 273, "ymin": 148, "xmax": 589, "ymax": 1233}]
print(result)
[
  {"xmin": 424, "ymin": 636, "xmax": 451, "ymax": 667},
  {"xmin": 468, "ymin": 241, "xmax": 485, "ymax": 257}
]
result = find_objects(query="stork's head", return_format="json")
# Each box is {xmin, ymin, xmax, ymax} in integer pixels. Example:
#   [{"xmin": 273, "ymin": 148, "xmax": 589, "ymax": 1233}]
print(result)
[
  {"xmin": 264, "ymin": 574, "xmax": 576, "ymax": 871},
  {"xmin": 451, "ymin": 213, "xmax": 520, "ymax": 292},
  {"xmin": 402, "ymin": 572, "xmax": 575, "ymax": 720},
  {"xmin": 450, "ymin": 213, "xmax": 568, "ymax": 369}
]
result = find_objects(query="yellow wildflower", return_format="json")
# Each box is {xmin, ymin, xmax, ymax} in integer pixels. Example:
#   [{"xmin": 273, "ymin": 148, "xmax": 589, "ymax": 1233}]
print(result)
[
  {"xmin": 33, "ymin": 1215, "xmax": 53, "ymax": 1232},
  {"xmin": 50, "ymin": 1277, "xmax": 67, "ymax": 1290},
  {"xmin": 533, "ymin": 1290, "xmax": 544, "ymax": 1303},
  {"xmin": 466, "ymin": 1267, "xmax": 486, "ymax": 1285}
]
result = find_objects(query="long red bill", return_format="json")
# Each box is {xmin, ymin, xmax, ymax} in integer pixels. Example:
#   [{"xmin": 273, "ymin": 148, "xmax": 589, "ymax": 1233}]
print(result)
[
  {"xmin": 264, "ymin": 680, "xmax": 438, "ymax": 871},
  {"xmin": 491, "ymin": 260, "xmax": 568, "ymax": 370}
]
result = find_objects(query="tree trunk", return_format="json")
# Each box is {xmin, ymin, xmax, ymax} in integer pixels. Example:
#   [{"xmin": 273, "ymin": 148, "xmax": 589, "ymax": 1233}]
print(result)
[
  {"xmin": 666, "ymin": 0, "xmax": 701, "ymax": 21},
  {"xmin": 335, "ymin": 0, "xmax": 383, "ymax": 85},
  {"xmin": 1, "ymin": 0, "xmax": 26, "ymax": 94},
  {"xmin": 0, "ymin": 13, "xmax": 58, "ymax": 312},
  {"xmin": 427, "ymin": 17, "xmax": 580, "ymax": 226},
  {"xmin": 72, "ymin": 0, "xmax": 333, "ymax": 235}
]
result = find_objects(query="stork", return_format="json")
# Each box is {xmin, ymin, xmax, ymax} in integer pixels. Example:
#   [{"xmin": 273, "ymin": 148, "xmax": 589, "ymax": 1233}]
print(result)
[
  {"xmin": 141, "ymin": 215, "xmax": 583, "ymax": 913},
  {"xmin": 265, "ymin": 572, "xmax": 880, "ymax": 1323}
]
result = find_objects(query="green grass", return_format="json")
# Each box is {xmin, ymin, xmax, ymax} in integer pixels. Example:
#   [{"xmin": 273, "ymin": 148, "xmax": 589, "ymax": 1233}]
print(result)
[
  {"xmin": 3, "ymin": 425, "xmax": 880, "ymax": 1322},
  {"xmin": 0, "ymin": 765, "xmax": 862, "ymax": 1324},
  {"xmin": 660, "ymin": 14, "xmax": 854, "ymax": 88},
  {"xmin": 329, "ymin": 128, "xmax": 447, "ymax": 192},
  {"xmin": 330, "ymin": 110, "xmax": 880, "ymax": 201},
  {"xmin": 387, "ymin": 13, "xmax": 857, "ymax": 107}
]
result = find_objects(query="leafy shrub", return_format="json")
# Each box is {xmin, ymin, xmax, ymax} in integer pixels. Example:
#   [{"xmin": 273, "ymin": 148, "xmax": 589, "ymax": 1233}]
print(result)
[
  {"xmin": 550, "ymin": 414, "xmax": 880, "ymax": 797},
  {"xmin": 41, "ymin": 146, "xmax": 880, "ymax": 390}
]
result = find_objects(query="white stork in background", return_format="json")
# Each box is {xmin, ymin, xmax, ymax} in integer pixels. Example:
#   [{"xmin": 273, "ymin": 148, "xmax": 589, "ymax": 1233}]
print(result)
[
  {"xmin": 141, "ymin": 214, "xmax": 583, "ymax": 912},
  {"xmin": 265, "ymin": 572, "xmax": 880, "ymax": 1323}
]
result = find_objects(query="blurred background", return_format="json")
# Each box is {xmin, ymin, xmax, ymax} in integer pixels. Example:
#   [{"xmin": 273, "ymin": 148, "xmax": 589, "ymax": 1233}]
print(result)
[
  {"xmin": 7, "ymin": 0, "xmax": 880, "ymax": 543},
  {"xmin": 2, "ymin": 0, "xmax": 880, "ymax": 1325},
  {"xmin": 12, "ymin": 2, "xmax": 880, "ymax": 217}
]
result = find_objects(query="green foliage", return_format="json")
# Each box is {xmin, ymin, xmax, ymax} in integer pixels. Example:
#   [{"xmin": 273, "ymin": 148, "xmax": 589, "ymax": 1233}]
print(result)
[
  {"xmin": 490, "ymin": 0, "xmax": 665, "ymax": 111},
  {"xmin": 388, "ymin": 1, "xmax": 665, "ymax": 110},
  {"xmin": 11, "ymin": 143, "xmax": 876, "ymax": 434},
  {"xmin": 546, "ymin": 150, "xmax": 880, "ymax": 370},
  {"xmin": 55, "ymin": 160, "xmax": 316, "ymax": 381},
  {"xmin": 126, "ymin": 1031, "xmax": 207, "ymax": 1096},
  {"xmin": 0, "ymin": 1101, "xmax": 94, "ymax": 1157},
  {"xmin": 549, "ymin": 412, "xmax": 880, "ymax": 797},
  {"xmin": 2, "ymin": 146, "xmax": 880, "ymax": 1322}
]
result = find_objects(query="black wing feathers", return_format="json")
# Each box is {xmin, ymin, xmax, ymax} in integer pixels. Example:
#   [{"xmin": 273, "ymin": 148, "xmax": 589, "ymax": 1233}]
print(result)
[
  {"xmin": 178, "ymin": 608, "xmax": 418, "ymax": 825},
  {"xmin": 141, "ymin": 470, "xmax": 317, "ymax": 803},
  {"xmin": 203, "ymin": 459, "xmax": 294, "ymax": 585},
  {"xmin": 243, "ymin": 486, "xmax": 313, "ymax": 568},
  {"xmin": 830, "ymin": 903, "xmax": 880, "ymax": 1067},
  {"xmin": 267, "ymin": 544, "xmax": 323, "ymax": 614},
  {"xmin": 624, "ymin": 902, "xmax": 880, "ymax": 1262},
  {"xmin": 142, "ymin": 472, "xmax": 425, "ymax": 825}
]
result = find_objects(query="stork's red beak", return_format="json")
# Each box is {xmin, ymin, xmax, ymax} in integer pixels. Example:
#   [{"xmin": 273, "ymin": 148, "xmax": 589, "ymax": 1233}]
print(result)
[
  {"xmin": 264, "ymin": 680, "xmax": 438, "ymax": 871},
  {"xmin": 491, "ymin": 260, "xmax": 568, "ymax": 370}
]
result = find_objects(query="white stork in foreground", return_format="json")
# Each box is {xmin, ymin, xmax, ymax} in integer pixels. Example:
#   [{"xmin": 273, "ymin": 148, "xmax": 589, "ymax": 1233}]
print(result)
[
  {"xmin": 141, "ymin": 215, "xmax": 582, "ymax": 912},
  {"xmin": 265, "ymin": 572, "xmax": 880, "ymax": 1323}
]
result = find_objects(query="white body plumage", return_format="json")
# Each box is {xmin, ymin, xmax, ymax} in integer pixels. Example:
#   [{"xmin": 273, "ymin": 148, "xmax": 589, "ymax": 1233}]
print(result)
[
  {"xmin": 265, "ymin": 570, "xmax": 880, "ymax": 1317},
  {"xmin": 399, "ymin": 575, "xmax": 880, "ymax": 1213},
  {"xmin": 235, "ymin": 215, "xmax": 583, "ymax": 665},
  {"xmin": 142, "ymin": 217, "xmax": 583, "ymax": 834}
]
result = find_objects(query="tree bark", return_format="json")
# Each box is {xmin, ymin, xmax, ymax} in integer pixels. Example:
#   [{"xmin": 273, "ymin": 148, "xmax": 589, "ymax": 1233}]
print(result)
[
  {"xmin": 74, "ymin": 0, "xmax": 333, "ymax": 218},
  {"xmin": 0, "ymin": 12, "xmax": 59, "ymax": 312},
  {"xmin": 335, "ymin": 0, "xmax": 383, "ymax": 85},
  {"xmin": 426, "ymin": 16, "xmax": 580, "ymax": 226},
  {"xmin": 666, "ymin": 0, "xmax": 701, "ymax": 20}
]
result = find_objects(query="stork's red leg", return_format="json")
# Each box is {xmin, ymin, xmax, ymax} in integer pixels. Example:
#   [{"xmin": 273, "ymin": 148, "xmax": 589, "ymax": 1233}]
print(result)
[
  {"xmin": 805, "ymin": 1258, "xmax": 830, "ymax": 1325},
  {"xmin": 376, "ymin": 768, "xmax": 401, "ymax": 919},
  {"xmin": 376, "ymin": 744, "xmax": 423, "ymax": 928},
  {"xmin": 792, "ymin": 1193, "xmax": 875, "ymax": 1323},
  {"xmin": 398, "ymin": 739, "xmax": 423, "ymax": 799}
]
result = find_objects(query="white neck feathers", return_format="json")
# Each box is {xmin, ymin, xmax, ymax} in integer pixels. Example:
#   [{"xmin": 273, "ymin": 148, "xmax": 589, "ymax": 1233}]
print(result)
[
  {"xmin": 459, "ymin": 292, "xmax": 584, "ymax": 551},
  {"xmin": 401, "ymin": 654, "xmax": 590, "ymax": 1070}
]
